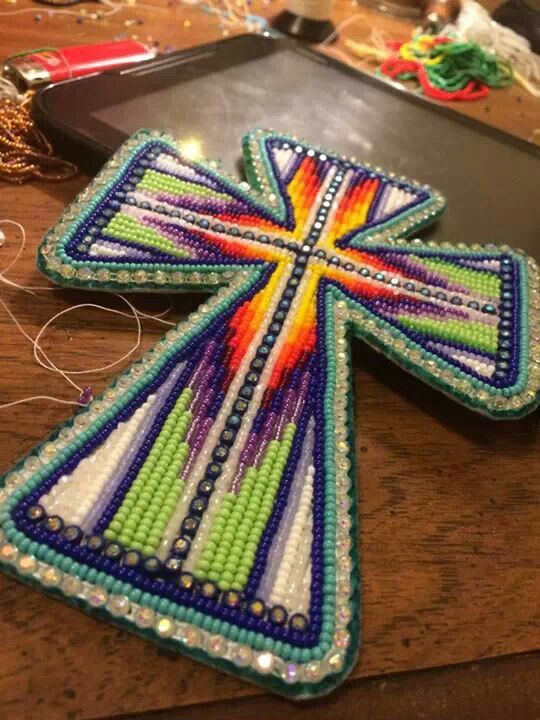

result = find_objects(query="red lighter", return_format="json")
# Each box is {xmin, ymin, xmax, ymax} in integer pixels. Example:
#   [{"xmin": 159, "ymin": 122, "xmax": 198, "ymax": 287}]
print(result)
[{"xmin": 3, "ymin": 40, "xmax": 156, "ymax": 90}]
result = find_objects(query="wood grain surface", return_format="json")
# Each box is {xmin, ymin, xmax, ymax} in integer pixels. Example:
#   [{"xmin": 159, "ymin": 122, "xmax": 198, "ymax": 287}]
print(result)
[{"xmin": 0, "ymin": 2, "xmax": 539, "ymax": 718}]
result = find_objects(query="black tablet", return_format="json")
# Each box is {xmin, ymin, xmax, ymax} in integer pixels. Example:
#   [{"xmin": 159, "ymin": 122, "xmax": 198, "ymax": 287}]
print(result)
[{"xmin": 34, "ymin": 33, "xmax": 540, "ymax": 254}]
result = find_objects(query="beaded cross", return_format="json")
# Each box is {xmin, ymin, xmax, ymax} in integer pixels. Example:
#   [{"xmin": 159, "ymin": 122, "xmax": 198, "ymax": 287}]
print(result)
[{"xmin": 1, "ymin": 130, "xmax": 538, "ymax": 698}]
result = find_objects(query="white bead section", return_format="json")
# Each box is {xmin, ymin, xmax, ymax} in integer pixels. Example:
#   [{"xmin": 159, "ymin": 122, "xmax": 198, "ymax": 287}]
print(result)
[
  {"xmin": 40, "ymin": 396, "xmax": 156, "ymax": 528},
  {"xmin": 449, "ymin": 352, "xmax": 495, "ymax": 377},
  {"xmin": 257, "ymin": 420, "xmax": 315, "ymax": 602},
  {"xmin": 89, "ymin": 241, "xmax": 129, "ymax": 258},
  {"xmin": 154, "ymin": 153, "xmax": 212, "ymax": 184},
  {"xmin": 269, "ymin": 465, "xmax": 314, "ymax": 608},
  {"xmin": 291, "ymin": 558, "xmax": 312, "ymax": 618},
  {"xmin": 273, "ymin": 146, "xmax": 294, "ymax": 174}
]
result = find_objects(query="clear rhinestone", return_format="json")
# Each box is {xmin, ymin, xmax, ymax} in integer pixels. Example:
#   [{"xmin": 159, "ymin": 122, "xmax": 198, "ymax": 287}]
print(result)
[
  {"xmin": 133, "ymin": 607, "xmax": 155, "ymax": 628},
  {"xmin": 41, "ymin": 567, "xmax": 62, "ymax": 586},
  {"xmin": 254, "ymin": 652, "xmax": 274, "ymax": 674},
  {"xmin": 337, "ymin": 605, "xmax": 352, "ymax": 624},
  {"xmin": 335, "ymin": 629, "xmax": 350, "ymax": 649},
  {"xmin": 17, "ymin": 555, "xmax": 37, "ymax": 574},
  {"xmin": 337, "ymin": 458, "xmax": 350, "ymax": 472},
  {"xmin": 337, "ymin": 536, "xmax": 352, "ymax": 554},
  {"xmin": 86, "ymin": 587, "xmax": 108, "ymax": 607},
  {"xmin": 181, "ymin": 626, "xmax": 200, "ymax": 647},
  {"xmin": 207, "ymin": 635, "xmax": 227, "ymax": 656},
  {"xmin": 60, "ymin": 264, "xmax": 75, "ymax": 279},
  {"xmin": 96, "ymin": 268, "xmax": 110, "ymax": 282},
  {"xmin": 5, "ymin": 472, "xmax": 22, "ymax": 487},
  {"xmin": 58, "ymin": 427, "xmax": 74, "ymax": 441},
  {"xmin": 61, "ymin": 575, "xmax": 82, "ymax": 596},
  {"xmin": 40, "ymin": 443, "xmax": 58, "ymax": 460},
  {"xmin": 305, "ymin": 661, "xmax": 322, "ymax": 681},
  {"xmin": 107, "ymin": 595, "xmax": 131, "ymax": 617},
  {"xmin": 76, "ymin": 268, "xmax": 93, "ymax": 281},
  {"xmin": 232, "ymin": 645, "xmax": 252, "ymax": 667},
  {"xmin": 24, "ymin": 456, "xmax": 41, "ymax": 472},
  {"xmin": 0, "ymin": 544, "xmax": 18, "ymax": 562},
  {"xmin": 327, "ymin": 652, "xmax": 344, "ymax": 672},
  {"xmin": 282, "ymin": 663, "xmax": 299, "ymax": 684},
  {"xmin": 155, "ymin": 616, "xmax": 176, "ymax": 638}
]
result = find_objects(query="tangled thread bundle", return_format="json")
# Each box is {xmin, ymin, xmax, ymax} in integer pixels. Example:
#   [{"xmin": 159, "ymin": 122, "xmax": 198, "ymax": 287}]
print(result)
[{"xmin": 379, "ymin": 34, "xmax": 513, "ymax": 101}]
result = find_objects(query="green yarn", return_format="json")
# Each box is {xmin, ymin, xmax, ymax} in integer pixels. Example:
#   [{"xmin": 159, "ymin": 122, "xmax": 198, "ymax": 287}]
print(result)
[{"xmin": 424, "ymin": 39, "xmax": 513, "ymax": 92}]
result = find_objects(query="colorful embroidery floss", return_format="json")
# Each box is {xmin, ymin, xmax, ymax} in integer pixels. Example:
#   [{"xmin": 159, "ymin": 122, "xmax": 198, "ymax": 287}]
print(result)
[
  {"xmin": 0, "ymin": 129, "xmax": 538, "ymax": 697},
  {"xmin": 344, "ymin": 33, "xmax": 514, "ymax": 101},
  {"xmin": 380, "ymin": 35, "xmax": 513, "ymax": 100}
]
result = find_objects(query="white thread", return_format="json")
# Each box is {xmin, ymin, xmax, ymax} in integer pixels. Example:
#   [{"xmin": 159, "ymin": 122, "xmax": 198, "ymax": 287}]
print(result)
[{"xmin": 0, "ymin": 219, "xmax": 176, "ymax": 411}]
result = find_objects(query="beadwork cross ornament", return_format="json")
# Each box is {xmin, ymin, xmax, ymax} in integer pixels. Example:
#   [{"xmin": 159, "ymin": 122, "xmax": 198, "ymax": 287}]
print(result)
[{"xmin": 1, "ymin": 130, "xmax": 539, "ymax": 698}]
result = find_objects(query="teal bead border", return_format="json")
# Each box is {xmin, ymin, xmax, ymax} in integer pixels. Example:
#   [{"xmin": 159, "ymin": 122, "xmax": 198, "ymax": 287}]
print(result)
[{"xmin": 0, "ymin": 549, "xmax": 361, "ymax": 700}]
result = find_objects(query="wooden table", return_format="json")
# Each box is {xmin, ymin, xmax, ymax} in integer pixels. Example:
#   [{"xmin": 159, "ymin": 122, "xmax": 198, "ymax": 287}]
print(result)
[{"xmin": 0, "ymin": 2, "xmax": 538, "ymax": 718}]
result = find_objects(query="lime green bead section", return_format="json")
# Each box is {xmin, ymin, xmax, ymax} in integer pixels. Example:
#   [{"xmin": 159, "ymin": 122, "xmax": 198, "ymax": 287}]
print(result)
[
  {"xmin": 104, "ymin": 214, "xmax": 190, "ymax": 259},
  {"xmin": 398, "ymin": 314, "xmax": 498, "ymax": 354},
  {"xmin": 106, "ymin": 387, "xmax": 193, "ymax": 552},
  {"xmin": 194, "ymin": 423, "xmax": 297, "ymax": 591},
  {"xmin": 137, "ymin": 169, "xmax": 231, "ymax": 204},
  {"xmin": 418, "ymin": 257, "xmax": 501, "ymax": 298},
  {"xmin": 231, "ymin": 424, "xmax": 296, "ymax": 591},
  {"xmin": 193, "ymin": 476, "xmax": 252, "ymax": 583}
]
